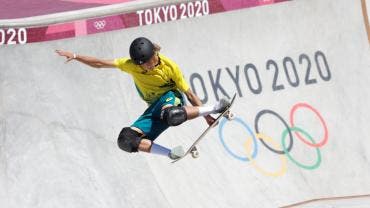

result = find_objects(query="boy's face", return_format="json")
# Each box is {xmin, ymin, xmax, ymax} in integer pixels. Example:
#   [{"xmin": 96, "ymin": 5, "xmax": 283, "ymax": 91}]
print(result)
[{"xmin": 140, "ymin": 53, "xmax": 159, "ymax": 71}]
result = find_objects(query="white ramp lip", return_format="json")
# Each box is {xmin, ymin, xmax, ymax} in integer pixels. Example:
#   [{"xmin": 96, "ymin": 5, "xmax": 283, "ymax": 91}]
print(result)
[
  {"xmin": 0, "ymin": 0, "xmax": 193, "ymax": 28},
  {"xmin": 361, "ymin": 0, "xmax": 370, "ymax": 43},
  {"xmin": 280, "ymin": 194, "xmax": 370, "ymax": 208}
]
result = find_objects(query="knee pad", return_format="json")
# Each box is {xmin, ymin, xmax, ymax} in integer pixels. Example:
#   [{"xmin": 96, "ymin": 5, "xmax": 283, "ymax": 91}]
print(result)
[
  {"xmin": 160, "ymin": 106, "xmax": 187, "ymax": 126},
  {"xmin": 117, "ymin": 127, "xmax": 142, "ymax": 153}
]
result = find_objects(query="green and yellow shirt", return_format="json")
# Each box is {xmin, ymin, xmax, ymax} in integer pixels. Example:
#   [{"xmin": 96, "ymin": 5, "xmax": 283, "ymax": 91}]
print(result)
[{"xmin": 114, "ymin": 53, "xmax": 190, "ymax": 104}]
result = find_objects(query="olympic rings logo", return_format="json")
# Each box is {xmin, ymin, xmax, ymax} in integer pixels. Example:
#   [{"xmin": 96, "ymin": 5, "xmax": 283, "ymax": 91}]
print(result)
[
  {"xmin": 93, "ymin": 20, "xmax": 106, "ymax": 30},
  {"xmin": 218, "ymin": 103, "xmax": 329, "ymax": 177}
]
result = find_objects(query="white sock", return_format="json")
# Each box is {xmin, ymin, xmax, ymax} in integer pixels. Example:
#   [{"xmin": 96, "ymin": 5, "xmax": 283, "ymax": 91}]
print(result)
[
  {"xmin": 198, "ymin": 106, "xmax": 215, "ymax": 116},
  {"xmin": 198, "ymin": 101, "xmax": 222, "ymax": 116},
  {"xmin": 150, "ymin": 143, "xmax": 171, "ymax": 157}
]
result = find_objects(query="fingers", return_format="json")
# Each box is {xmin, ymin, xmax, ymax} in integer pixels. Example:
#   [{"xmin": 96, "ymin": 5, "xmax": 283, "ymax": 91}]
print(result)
[
  {"xmin": 55, "ymin": 49, "xmax": 64, "ymax": 56},
  {"xmin": 55, "ymin": 49, "xmax": 71, "ymax": 57},
  {"xmin": 206, "ymin": 115, "xmax": 216, "ymax": 122},
  {"xmin": 204, "ymin": 115, "xmax": 218, "ymax": 126},
  {"xmin": 206, "ymin": 117, "xmax": 215, "ymax": 126},
  {"xmin": 55, "ymin": 49, "xmax": 74, "ymax": 63}
]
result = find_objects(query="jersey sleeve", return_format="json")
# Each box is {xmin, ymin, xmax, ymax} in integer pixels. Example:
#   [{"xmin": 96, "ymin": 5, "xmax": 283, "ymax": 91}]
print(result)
[
  {"xmin": 172, "ymin": 65, "xmax": 190, "ymax": 93},
  {"xmin": 114, "ymin": 57, "xmax": 131, "ymax": 73}
]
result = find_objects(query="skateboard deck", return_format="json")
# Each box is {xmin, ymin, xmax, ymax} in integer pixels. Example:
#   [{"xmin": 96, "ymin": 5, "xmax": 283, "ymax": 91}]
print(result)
[{"xmin": 171, "ymin": 93, "xmax": 237, "ymax": 163}]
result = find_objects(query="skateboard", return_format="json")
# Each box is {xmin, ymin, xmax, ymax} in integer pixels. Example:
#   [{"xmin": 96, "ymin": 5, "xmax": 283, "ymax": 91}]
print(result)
[{"xmin": 171, "ymin": 93, "xmax": 237, "ymax": 163}]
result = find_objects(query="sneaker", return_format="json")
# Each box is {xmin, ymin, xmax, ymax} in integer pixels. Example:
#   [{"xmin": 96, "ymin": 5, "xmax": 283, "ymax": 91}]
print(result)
[
  {"xmin": 168, "ymin": 146, "xmax": 185, "ymax": 160},
  {"xmin": 214, "ymin": 98, "xmax": 231, "ymax": 113}
]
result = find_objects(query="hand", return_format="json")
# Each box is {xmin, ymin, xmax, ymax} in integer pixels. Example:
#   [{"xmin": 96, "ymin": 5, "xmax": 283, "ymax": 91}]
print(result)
[
  {"xmin": 204, "ymin": 115, "xmax": 217, "ymax": 126},
  {"xmin": 55, "ymin": 49, "xmax": 75, "ymax": 63}
]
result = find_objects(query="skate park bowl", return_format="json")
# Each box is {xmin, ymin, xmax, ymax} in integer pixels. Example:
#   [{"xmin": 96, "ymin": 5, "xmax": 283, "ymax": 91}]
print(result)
[{"xmin": 1, "ymin": 0, "xmax": 370, "ymax": 207}]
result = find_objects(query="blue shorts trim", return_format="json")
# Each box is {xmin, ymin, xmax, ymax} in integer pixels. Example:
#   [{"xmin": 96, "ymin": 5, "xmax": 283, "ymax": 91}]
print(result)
[{"xmin": 131, "ymin": 90, "xmax": 184, "ymax": 140}]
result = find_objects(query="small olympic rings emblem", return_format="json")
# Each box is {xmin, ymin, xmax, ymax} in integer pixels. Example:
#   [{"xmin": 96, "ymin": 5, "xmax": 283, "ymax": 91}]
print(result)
[
  {"xmin": 218, "ymin": 102, "xmax": 329, "ymax": 177},
  {"xmin": 94, "ymin": 20, "xmax": 106, "ymax": 30}
]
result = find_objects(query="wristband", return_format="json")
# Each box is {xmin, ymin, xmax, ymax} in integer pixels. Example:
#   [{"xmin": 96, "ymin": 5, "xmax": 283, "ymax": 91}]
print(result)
[{"xmin": 73, "ymin": 53, "xmax": 77, "ymax": 59}]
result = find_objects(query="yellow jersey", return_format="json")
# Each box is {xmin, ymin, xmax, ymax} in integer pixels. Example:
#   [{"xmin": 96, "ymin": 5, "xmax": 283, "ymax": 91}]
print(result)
[{"xmin": 114, "ymin": 53, "xmax": 190, "ymax": 104}]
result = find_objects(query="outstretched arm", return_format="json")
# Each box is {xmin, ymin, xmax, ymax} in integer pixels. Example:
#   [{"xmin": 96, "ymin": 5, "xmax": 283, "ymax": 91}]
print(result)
[{"xmin": 55, "ymin": 50, "xmax": 116, "ymax": 69}]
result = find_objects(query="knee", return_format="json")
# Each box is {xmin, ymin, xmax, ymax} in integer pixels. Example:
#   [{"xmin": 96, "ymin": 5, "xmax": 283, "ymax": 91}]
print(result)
[
  {"xmin": 117, "ymin": 127, "xmax": 142, "ymax": 153},
  {"xmin": 160, "ymin": 106, "xmax": 187, "ymax": 126}
]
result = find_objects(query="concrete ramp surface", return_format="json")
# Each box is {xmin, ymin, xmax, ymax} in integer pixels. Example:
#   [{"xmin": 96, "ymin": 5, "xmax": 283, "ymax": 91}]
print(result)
[{"xmin": 1, "ymin": 0, "xmax": 370, "ymax": 207}]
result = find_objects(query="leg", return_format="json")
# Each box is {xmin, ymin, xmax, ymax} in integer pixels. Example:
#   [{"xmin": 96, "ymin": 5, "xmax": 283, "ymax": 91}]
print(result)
[
  {"xmin": 182, "ymin": 98, "xmax": 231, "ymax": 120},
  {"xmin": 117, "ymin": 127, "xmax": 172, "ymax": 156},
  {"xmin": 118, "ymin": 91, "xmax": 188, "ymax": 158},
  {"xmin": 117, "ymin": 127, "xmax": 143, "ymax": 153},
  {"xmin": 159, "ymin": 96, "xmax": 231, "ymax": 125},
  {"xmin": 131, "ymin": 127, "xmax": 152, "ymax": 152},
  {"xmin": 183, "ymin": 106, "xmax": 199, "ymax": 120},
  {"xmin": 160, "ymin": 105, "xmax": 187, "ymax": 126}
]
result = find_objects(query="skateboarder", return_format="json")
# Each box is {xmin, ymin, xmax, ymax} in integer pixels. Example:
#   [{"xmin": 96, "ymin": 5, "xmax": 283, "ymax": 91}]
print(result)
[{"xmin": 56, "ymin": 37, "xmax": 230, "ymax": 160}]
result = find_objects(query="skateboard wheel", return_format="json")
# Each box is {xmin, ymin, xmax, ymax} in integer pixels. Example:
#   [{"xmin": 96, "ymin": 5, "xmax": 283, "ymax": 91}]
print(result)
[
  {"xmin": 191, "ymin": 150, "xmax": 200, "ymax": 158},
  {"xmin": 226, "ymin": 112, "xmax": 235, "ymax": 121}
]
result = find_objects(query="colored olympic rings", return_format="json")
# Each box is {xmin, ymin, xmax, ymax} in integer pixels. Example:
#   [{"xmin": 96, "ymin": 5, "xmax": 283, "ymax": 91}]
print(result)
[
  {"xmin": 218, "ymin": 102, "xmax": 328, "ymax": 176},
  {"xmin": 245, "ymin": 133, "xmax": 288, "ymax": 177},
  {"xmin": 255, "ymin": 109, "xmax": 294, "ymax": 154},
  {"xmin": 290, "ymin": 103, "xmax": 329, "ymax": 147},
  {"xmin": 219, "ymin": 117, "xmax": 258, "ymax": 161},
  {"xmin": 281, "ymin": 127, "xmax": 322, "ymax": 170}
]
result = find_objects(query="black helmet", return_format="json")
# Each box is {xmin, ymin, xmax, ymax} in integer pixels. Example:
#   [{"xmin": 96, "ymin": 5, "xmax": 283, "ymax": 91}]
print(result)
[{"xmin": 129, "ymin": 37, "xmax": 154, "ymax": 65}]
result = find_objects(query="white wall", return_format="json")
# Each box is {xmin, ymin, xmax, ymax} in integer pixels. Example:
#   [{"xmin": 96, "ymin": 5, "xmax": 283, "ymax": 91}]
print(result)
[{"xmin": 1, "ymin": 0, "xmax": 369, "ymax": 207}]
